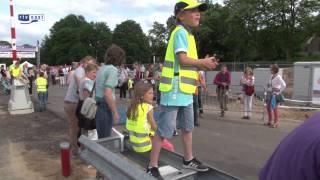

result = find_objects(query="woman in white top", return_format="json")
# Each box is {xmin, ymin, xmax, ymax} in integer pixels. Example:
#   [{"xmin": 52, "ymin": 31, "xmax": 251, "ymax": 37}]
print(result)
[
  {"xmin": 240, "ymin": 67, "xmax": 255, "ymax": 119},
  {"xmin": 265, "ymin": 64, "xmax": 286, "ymax": 128}
]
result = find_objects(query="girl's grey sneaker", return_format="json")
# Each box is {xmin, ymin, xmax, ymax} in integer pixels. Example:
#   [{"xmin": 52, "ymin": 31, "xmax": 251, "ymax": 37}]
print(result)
[{"xmin": 183, "ymin": 158, "xmax": 209, "ymax": 172}]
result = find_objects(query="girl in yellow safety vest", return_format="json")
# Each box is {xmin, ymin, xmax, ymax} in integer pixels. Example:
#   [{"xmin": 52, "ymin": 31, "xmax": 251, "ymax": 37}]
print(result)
[
  {"xmin": 126, "ymin": 81, "xmax": 157, "ymax": 153},
  {"xmin": 126, "ymin": 81, "xmax": 175, "ymax": 153}
]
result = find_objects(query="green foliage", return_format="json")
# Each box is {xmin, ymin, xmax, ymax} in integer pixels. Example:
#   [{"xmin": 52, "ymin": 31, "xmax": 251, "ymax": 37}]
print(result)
[
  {"xmin": 88, "ymin": 22, "xmax": 112, "ymax": 62},
  {"xmin": 41, "ymin": 14, "xmax": 112, "ymax": 65},
  {"xmin": 0, "ymin": 41, "xmax": 11, "ymax": 46},
  {"xmin": 195, "ymin": 0, "xmax": 320, "ymax": 62},
  {"xmin": 148, "ymin": 22, "xmax": 168, "ymax": 60},
  {"xmin": 113, "ymin": 20, "xmax": 151, "ymax": 64},
  {"xmin": 36, "ymin": 1, "xmax": 320, "ymax": 65}
]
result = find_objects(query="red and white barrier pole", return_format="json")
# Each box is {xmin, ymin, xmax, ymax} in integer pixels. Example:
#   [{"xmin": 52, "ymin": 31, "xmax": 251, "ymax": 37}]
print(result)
[
  {"xmin": 9, "ymin": 0, "xmax": 17, "ymax": 62},
  {"xmin": 60, "ymin": 142, "xmax": 71, "ymax": 177}
]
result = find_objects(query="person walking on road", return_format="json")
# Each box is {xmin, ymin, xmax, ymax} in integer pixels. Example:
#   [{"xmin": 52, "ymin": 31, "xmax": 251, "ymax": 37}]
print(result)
[
  {"xmin": 214, "ymin": 64, "xmax": 231, "ymax": 117},
  {"xmin": 147, "ymin": 0, "xmax": 218, "ymax": 178}
]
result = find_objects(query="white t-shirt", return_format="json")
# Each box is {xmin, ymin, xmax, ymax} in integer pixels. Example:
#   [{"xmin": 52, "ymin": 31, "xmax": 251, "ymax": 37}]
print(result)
[
  {"xmin": 268, "ymin": 74, "xmax": 286, "ymax": 95},
  {"xmin": 79, "ymin": 77, "xmax": 94, "ymax": 101}
]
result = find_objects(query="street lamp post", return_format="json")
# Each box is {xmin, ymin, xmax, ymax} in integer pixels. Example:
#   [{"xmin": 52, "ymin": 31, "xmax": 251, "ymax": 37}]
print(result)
[{"xmin": 36, "ymin": 40, "xmax": 40, "ymax": 66}]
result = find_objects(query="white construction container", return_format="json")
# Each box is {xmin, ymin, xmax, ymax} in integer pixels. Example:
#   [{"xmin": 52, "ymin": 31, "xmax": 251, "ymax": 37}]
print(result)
[{"xmin": 292, "ymin": 62, "xmax": 320, "ymax": 105}]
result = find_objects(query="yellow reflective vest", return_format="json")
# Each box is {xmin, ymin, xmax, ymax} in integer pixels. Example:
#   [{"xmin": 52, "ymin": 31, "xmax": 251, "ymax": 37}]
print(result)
[
  {"xmin": 36, "ymin": 77, "xmax": 47, "ymax": 92},
  {"xmin": 11, "ymin": 66, "xmax": 21, "ymax": 78},
  {"xmin": 126, "ymin": 103, "xmax": 153, "ymax": 153},
  {"xmin": 159, "ymin": 25, "xmax": 198, "ymax": 94}
]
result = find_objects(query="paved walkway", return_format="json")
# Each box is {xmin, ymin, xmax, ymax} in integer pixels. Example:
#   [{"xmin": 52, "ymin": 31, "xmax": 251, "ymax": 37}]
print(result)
[{"xmin": 42, "ymin": 85, "xmax": 302, "ymax": 180}]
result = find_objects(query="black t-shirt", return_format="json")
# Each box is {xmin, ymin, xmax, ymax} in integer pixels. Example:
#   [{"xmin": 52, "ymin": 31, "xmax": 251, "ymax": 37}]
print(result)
[{"xmin": 1, "ymin": 69, "xmax": 6, "ymax": 78}]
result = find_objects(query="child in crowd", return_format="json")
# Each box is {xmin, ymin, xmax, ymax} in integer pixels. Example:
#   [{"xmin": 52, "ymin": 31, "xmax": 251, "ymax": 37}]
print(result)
[
  {"xmin": 126, "ymin": 81, "xmax": 174, "ymax": 153},
  {"xmin": 36, "ymin": 72, "xmax": 47, "ymax": 111},
  {"xmin": 147, "ymin": 0, "xmax": 218, "ymax": 177},
  {"xmin": 126, "ymin": 81, "xmax": 157, "ymax": 153}
]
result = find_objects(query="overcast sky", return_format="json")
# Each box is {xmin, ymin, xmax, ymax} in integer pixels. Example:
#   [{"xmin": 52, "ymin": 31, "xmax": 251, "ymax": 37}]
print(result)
[{"xmin": 0, "ymin": 0, "xmax": 223, "ymax": 45}]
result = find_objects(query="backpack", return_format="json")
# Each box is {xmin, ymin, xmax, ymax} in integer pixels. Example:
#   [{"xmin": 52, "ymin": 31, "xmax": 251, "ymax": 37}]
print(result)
[
  {"xmin": 80, "ymin": 98, "xmax": 97, "ymax": 120},
  {"xmin": 80, "ymin": 82, "xmax": 97, "ymax": 120},
  {"xmin": 244, "ymin": 85, "xmax": 255, "ymax": 96}
]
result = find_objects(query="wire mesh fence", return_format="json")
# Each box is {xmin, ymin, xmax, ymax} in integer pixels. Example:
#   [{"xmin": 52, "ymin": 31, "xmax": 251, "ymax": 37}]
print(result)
[{"xmin": 201, "ymin": 84, "xmax": 266, "ymax": 120}]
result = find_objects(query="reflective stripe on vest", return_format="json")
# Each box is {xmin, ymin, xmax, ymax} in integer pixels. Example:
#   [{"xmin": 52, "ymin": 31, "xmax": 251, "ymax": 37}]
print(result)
[
  {"xmin": 125, "ymin": 103, "xmax": 152, "ymax": 153},
  {"xmin": 129, "ymin": 131, "xmax": 148, "ymax": 138},
  {"xmin": 36, "ymin": 78, "xmax": 47, "ymax": 92},
  {"xmin": 159, "ymin": 25, "xmax": 198, "ymax": 94}
]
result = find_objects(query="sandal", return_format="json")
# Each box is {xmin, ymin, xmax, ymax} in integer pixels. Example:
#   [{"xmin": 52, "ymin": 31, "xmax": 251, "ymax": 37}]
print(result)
[{"xmin": 271, "ymin": 123, "xmax": 278, "ymax": 128}]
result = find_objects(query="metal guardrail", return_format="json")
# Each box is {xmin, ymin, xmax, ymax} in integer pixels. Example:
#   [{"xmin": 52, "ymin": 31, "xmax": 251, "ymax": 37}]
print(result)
[
  {"xmin": 79, "ymin": 135, "xmax": 157, "ymax": 180},
  {"xmin": 79, "ymin": 133, "xmax": 240, "ymax": 180}
]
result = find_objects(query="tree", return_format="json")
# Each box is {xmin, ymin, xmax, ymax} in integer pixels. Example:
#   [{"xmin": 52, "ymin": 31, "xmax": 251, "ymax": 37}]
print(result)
[
  {"xmin": 0, "ymin": 41, "xmax": 11, "ymax": 46},
  {"xmin": 196, "ymin": 0, "xmax": 320, "ymax": 61},
  {"xmin": 261, "ymin": 0, "xmax": 320, "ymax": 60},
  {"xmin": 88, "ymin": 22, "xmax": 112, "ymax": 62},
  {"xmin": 41, "ymin": 14, "xmax": 112, "ymax": 65},
  {"xmin": 113, "ymin": 20, "xmax": 151, "ymax": 64},
  {"xmin": 166, "ymin": 15, "xmax": 176, "ymax": 37},
  {"xmin": 197, "ymin": 3, "xmax": 232, "ymax": 60},
  {"xmin": 41, "ymin": 14, "xmax": 92, "ymax": 65},
  {"xmin": 148, "ymin": 22, "xmax": 168, "ymax": 60}
]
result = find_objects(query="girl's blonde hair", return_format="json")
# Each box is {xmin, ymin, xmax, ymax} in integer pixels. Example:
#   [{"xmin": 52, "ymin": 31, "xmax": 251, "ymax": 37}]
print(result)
[
  {"xmin": 244, "ymin": 67, "xmax": 253, "ymax": 76},
  {"xmin": 126, "ymin": 81, "xmax": 153, "ymax": 120},
  {"xmin": 84, "ymin": 63, "xmax": 98, "ymax": 73}
]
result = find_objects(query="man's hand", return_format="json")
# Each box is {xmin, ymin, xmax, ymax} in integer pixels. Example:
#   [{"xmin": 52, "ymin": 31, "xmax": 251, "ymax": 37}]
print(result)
[
  {"xmin": 199, "ymin": 55, "xmax": 219, "ymax": 71},
  {"xmin": 113, "ymin": 111, "xmax": 120, "ymax": 125}
]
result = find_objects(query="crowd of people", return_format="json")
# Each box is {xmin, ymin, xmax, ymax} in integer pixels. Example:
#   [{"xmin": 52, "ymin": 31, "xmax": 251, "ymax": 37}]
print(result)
[
  {"xmin": 4, "ymin": 0, "xmax": 313, "ymax": 179},
  {"xmin": 0, "ymin": 43, "xmax": 288, "ymax": 180}
]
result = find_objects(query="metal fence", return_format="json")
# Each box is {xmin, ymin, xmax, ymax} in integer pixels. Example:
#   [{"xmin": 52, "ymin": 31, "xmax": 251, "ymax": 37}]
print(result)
[{"xmin": 201, "ymin": 84, "xmax": 266, "ymax": 120}]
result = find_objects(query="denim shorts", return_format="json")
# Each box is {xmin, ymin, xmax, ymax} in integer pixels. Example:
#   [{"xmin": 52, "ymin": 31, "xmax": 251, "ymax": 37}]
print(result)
[{"xmin": 156, "ymin": 103, "xmax": 194, "ymax": 139}]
